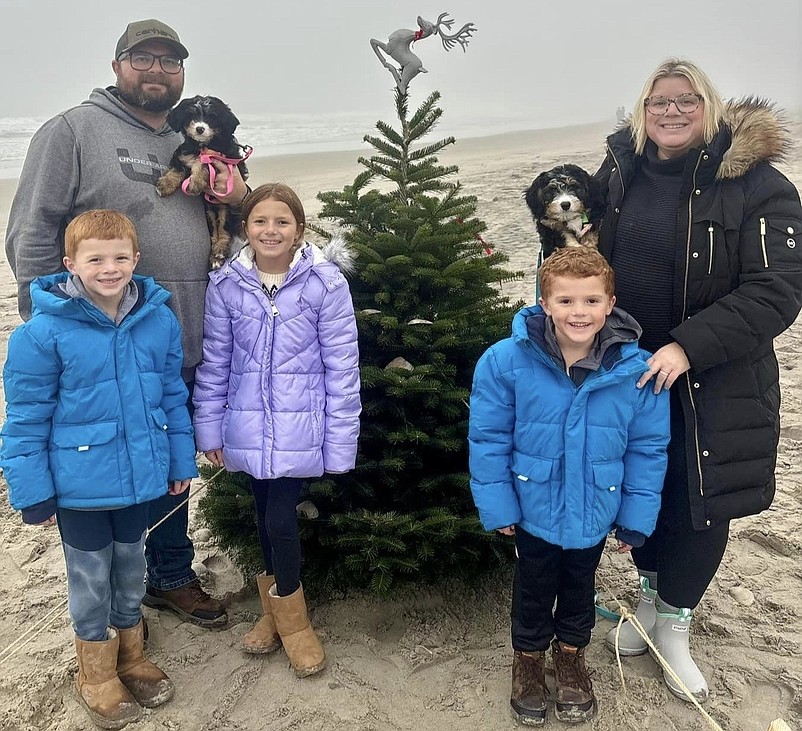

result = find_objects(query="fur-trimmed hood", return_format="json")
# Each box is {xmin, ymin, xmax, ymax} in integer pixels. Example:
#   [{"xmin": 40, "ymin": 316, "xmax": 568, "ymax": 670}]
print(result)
[
  {"xmin": 714, "ymin": 97, "xmax": 791, "ymax": 180},
  {"xmin": 229, "ymin": 234, "xmax": 356, "ymax": 276},
  {"xmin": 609, "ymin": 97, "xmax": 792, "ymax": 181}
]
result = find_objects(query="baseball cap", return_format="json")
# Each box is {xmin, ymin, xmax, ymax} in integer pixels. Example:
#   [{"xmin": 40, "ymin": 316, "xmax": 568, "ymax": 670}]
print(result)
[{"xmin": 115, "ymin": 19, "xmax": 189, "ymax": 60}]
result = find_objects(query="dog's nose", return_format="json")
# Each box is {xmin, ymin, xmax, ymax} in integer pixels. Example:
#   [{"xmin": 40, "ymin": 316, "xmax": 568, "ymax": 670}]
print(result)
[
  {"xmin": 195, "ymin": 125, "xmax": 206, "ymax": 135},
  {"xmin": 560, "ymin": 201, "xmax": 571, "ymax": 211}
]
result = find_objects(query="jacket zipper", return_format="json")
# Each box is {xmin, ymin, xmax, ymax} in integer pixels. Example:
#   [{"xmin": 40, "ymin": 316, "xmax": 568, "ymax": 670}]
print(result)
[
  {"xmin": 606, "ymin": 145, "xmax": 625, "ymax": 199},
  {"xmin": 707, "ymin": 223, "xmax": 714, "ymax": 275},
  {"xmin": 759, "ymin": 217, "xmax": 769, "ymax": 268},
  {"xmin": 682, "ymin": 152, "xmax": 706, "ymax": 503}
]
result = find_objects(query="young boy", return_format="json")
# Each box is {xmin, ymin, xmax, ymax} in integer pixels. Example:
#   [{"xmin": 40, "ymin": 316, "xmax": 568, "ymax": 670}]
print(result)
[
  {"xmin": 468, "ymin": 247, "xmax": 669, "ymax": 725},
  {"xmin": 0, "ymin": 210, "xmax": 198, "ymax": 730}
]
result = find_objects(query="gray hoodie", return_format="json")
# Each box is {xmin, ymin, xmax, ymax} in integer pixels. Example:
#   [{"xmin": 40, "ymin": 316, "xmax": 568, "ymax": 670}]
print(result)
[{"xmin": 5, "ymin": 87, "xmax": 211, "ymax": 372}]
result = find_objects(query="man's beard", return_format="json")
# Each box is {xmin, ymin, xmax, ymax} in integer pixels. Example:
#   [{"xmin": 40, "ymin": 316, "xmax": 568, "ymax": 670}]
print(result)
[{"xmin": 116, "ymin": 76, "xmax": 182, "ymax": 113}]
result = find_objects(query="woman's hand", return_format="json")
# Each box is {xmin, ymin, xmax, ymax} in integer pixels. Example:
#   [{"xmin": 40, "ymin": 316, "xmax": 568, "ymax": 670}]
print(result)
[
  {"xmin": 169, "ymin": 479, "xmax": 191, "ymax": 495},
  {"xmin": 204, "ymin": 449, "xmax": 225, "ymax": 467},
  {"xmin": 497, "ymin": 526, "xmax": 516, "ymax": 536},
  {"xmin": 636, "ymin": 342, "xmax": 691, "ymax": 394}
]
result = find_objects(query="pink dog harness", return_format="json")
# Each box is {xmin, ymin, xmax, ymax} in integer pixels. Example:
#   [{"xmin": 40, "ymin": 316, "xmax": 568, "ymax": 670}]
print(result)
[{"xmin": 182, "ymin": 145, "xmax": 253, "ymax": 203}]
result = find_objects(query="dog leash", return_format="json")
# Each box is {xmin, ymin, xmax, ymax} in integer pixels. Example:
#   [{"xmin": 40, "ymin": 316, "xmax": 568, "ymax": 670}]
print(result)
[{"xmin": 182, "ymin": 145, "xmax": 253, "ymax": 203}]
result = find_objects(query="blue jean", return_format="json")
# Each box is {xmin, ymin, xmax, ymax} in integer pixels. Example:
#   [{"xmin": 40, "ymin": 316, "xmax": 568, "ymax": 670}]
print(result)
[
  {"xmin": 144, "ymin": 377, "xmax": 196, "ymax": 591},
  {"xmin": 57, "ymin": 503, "xmax": 149, "ymax": 641}
]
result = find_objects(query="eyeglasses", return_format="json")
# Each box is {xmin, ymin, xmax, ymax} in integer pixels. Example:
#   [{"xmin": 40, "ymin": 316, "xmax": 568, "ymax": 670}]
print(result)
[
  {"xmin": 119, "ymin": 51, "xmax": 184, "ymax": 74},
  {"xmin": 644, "ymin": 93, "xmax": 702, "ymax": 115}
]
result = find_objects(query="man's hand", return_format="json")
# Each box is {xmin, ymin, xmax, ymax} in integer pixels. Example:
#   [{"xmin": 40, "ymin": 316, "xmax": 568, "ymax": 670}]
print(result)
[
  {"xmin": 169, "ymin": 479, "xmax": 191, "ymax": 496},
  {"xmin": 616, "ymin": 539, "xmax": 633, "ymax": 553},
  {"xmin": 35, "ymin": 515, "xmax": 56, "ymax": 527},
  {"xmin": 497, "ymin": 525, "xmax": 516, "ymax": 536},
  {"xmin": 207, "ymin": 159, "xmax": 248, "ymax": 206}
]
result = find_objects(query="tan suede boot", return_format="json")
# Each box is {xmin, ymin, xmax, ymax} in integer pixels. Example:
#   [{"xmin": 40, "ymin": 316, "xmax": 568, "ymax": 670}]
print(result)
[
  {"xmin": 242, "ymin": 574, "xmax": 282, "ymax": 654},
  {"xmin": 267, "ymin": 583, "xmax": 326, "ymax": 677},
  {"xmin": 115, "ymin": 619, "xmax": 175, "ymax": 708},
  {"xmin": 75, "ymin": 629, "xmax": 142, "ymax": 729}
]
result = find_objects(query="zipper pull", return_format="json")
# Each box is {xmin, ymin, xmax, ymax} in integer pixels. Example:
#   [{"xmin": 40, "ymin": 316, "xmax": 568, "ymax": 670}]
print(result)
[
  {"xmin": 270, "ymin": 300, "xmax": 280, "ymax": 317},
  {"xmin": 759, "ymin": 217, "xmax": 769, "ymax": 269}
]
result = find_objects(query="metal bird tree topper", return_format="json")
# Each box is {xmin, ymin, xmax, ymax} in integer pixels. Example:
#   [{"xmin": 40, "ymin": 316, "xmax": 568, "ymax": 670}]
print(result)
[{"xmin": 370, "ymin": 12, "xmax": 477, "ymax": 94}]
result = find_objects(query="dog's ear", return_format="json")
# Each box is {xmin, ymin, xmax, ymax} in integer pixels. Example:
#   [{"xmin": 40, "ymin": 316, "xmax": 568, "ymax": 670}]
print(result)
[
  {"xmin": 166, "ymin": 98, "xmax": 193, "ymax": 133},
  {"xmin": 587, "ymin": 174, "xmax": 605, "ymax": 221},
  {"xmin": 524, "ymin": 171, "xmax": 551, "ymax": 218}
]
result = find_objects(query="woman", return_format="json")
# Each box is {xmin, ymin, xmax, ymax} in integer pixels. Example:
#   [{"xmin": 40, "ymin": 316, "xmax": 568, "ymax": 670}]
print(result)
[{"xmin": 596, "ymin": 58, "xmax": 802, "ymax": 701}]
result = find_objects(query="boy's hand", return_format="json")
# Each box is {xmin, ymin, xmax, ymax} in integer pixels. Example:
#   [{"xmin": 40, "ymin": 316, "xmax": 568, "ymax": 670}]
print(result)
[
  {"xmin": 616, "ymin": 539, "xmax": 633, "ymax": 553},
  {"xmin": 35, "ymin": 515, "xmax": 56, "ymax": 527},
  {"xmin": 497, "ymin": 526, "xmax": 516, "ymax": 536},
  {"xmin": 204, "ymin": 449, "xmax": 225, "ymax": 467},
  {"xmin": 169, "ymin": 479, "xmax": 191, "ymax": 495}
]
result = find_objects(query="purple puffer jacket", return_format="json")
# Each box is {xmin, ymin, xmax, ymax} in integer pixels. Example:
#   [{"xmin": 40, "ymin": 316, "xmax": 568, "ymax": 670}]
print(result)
[{"xmin": 193, "ymin": 239, "xmax": 361, "ymax": 479}]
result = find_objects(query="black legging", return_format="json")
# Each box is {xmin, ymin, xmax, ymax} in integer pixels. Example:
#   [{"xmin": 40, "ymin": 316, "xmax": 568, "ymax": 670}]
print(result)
[
  {"xmin": 631, "ymin": 389, "xmax": 730, "ymax": 608},
  {"xmin": 249, "ymin": 476, "xmax": 304, "ymax": 596}
]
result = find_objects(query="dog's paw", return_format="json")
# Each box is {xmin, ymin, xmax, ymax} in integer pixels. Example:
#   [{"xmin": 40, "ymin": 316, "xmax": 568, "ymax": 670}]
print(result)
[
  {"xmin": 155, "ymin": 172, "xmax": 181, "ymax": 197},
  {"xmin": 209, "ymin": 252, "xmax": 227, "ymax": 270}
]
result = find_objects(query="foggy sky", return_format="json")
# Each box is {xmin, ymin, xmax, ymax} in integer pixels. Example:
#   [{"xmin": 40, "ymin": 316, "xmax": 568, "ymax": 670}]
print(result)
[{"xmin": 2, "ymin": 0, "xmax": 800, "ymax": 131}]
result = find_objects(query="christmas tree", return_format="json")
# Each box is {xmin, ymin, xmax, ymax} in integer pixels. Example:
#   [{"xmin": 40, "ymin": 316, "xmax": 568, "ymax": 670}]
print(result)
[{"xmin": 199, "ymin": 88, "xmax": 522, "ymax": 594}]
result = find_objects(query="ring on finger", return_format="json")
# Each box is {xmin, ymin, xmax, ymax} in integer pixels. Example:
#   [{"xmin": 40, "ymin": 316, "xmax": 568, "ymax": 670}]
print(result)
[{"xmin": 659, "ymin": 370, "xmax": 669, "ymax": 376}]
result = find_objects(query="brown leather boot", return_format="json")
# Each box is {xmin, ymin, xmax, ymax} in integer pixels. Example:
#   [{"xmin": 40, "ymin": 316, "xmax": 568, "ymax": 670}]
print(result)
[
  {"xmin": 143, "ymin": 580, "xmax": 227, "ymax": 627},
  {"xmin": 115, "ymin": 619, "xmax": 175, "ymax": 708},
  {"xmin": 550, "ymin": 639, "xmax": 597, "ymax": 723},
  {"xmin": 75, "ymin": 629, "xmax": 142, "ymax": 729},
  {"xmin": 510, "ymin": 650, "xmax": 548, "ymax": 726},
  {"xmin": 267, "ymin": 583, "xmax": 326, "ymax": 677},
  {"xmin": 241, "ymin": 574, "xmax": 281, "ymax": 654}
]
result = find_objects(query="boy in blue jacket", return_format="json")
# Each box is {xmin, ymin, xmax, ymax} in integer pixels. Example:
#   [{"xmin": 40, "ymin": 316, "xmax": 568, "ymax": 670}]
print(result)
[
  {"xmin": 0, "ymin": 210, "xmax": 198, "ymax": 730},
  {"xmin": 469, "ymin": 247, "xmax": 669, "ymax": 725}
]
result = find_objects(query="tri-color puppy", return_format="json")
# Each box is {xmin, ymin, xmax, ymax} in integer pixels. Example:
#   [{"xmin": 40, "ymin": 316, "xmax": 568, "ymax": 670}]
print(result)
[
  {"xmin": 156, "ymin": 95, "xmax": 250, "ymax": 268},
  {"xmin": 524, "ymin": 164, "xmax": 604, "ymax": 261}
]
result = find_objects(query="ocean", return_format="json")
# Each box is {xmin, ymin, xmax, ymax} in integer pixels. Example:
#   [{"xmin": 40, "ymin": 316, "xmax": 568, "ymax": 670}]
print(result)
[{"xmin": 0, "ymin": 110, "xmax": 537, "ymax": 180}]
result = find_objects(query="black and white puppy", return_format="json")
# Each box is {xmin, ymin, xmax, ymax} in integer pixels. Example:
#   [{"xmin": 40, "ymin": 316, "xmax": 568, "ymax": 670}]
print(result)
[
  {"xmin": 524, "ymin": 164, "xmax": 604, "ymax": 261},
  {"xmin": 156, "ymin": 95, "xmax": 250, "ymax": 268}
]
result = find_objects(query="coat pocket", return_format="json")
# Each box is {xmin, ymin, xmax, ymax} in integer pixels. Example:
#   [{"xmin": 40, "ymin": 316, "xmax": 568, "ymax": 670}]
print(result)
[
  {"xmin": 591, "ymin": 460, "xmax": 625, "ymax": 535},
  {"xmin": 510, "ymin": 453, "xmax": 555, "ymax": 531},
  {"xmin": 756, "ymin": 217, "xmax": 801, "ymax": 269},
  {"xmin": 50, "ymin": 421, "xmax": 120, "ymax": 497},
  {"xmin": 310, "ymin": 391, "xmax": 325, "ymax": 447},
  {"xmin": 149, "ymin": 408, "xmax": 170, "ymax": 481}
]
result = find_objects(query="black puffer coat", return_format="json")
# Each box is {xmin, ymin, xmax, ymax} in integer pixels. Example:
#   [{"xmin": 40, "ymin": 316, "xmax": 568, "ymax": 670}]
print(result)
[{"xmin": 596, "ymin": 99, "xmax": 802, "ymax": 529}]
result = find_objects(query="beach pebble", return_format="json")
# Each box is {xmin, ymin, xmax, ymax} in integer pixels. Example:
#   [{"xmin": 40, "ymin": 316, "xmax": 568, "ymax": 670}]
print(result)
[
  {"xmin": 729, "ymin": 586, "xmax": 755, "ymax": 606},
  {"xmin": 193, "ymin": 528, "xmax": 212, "ymax": 543},
  {"xmin": 192, "ymin": 562, "xmax": 209, "ymax": 578}
]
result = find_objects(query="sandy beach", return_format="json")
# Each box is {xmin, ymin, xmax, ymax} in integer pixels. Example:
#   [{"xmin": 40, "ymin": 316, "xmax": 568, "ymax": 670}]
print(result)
[{"xmin": 1, "ymin": 118, "xmax": 801, "ymax": 731}]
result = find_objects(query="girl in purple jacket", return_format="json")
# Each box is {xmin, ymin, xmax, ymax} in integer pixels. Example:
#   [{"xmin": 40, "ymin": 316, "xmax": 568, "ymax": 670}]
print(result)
[{"xmin": 193, "ymin": 183, "xmax": 361, "ymax": 677}]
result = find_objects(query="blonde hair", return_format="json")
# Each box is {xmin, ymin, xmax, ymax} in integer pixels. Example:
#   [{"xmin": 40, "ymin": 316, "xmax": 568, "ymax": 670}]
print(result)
[
  {"xmin": 64, "ymin": 210, "xmax": 138, "ymax": 259},
  {"xmin": 630, "ymin": 58, "xmax": 725, "ymax": 155},
  {"xmin": 539, "ymin": 247, "xmax": 615, "ymax": 299}
]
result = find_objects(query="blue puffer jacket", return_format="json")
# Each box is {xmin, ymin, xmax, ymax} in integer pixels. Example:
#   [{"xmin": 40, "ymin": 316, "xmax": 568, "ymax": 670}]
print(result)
[
  {"xmin": 469, "ymin": 306, "xmax": 670, "ymax": 549},
  {"xmin": 0, "ymin": 273, "xmax": 198, "ymax": 518}
]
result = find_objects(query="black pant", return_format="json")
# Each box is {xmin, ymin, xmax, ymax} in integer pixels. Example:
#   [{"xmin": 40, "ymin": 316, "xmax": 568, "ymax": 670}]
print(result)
[
  {"xmin": 249, "ymin": 476, "xmax": 304, "ymax": 596},
  {"xmin": 632, "ymin": 389, "xmax": 730, "ymax": 608},
  {"xmin": 511, "ymin": 527, "xmax": 605, "ymax": 651}
]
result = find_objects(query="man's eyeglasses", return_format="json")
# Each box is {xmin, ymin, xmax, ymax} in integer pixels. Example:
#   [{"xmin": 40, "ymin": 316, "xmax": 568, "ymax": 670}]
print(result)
[
  {"xmin": 644, "ymin": 93, "xmax": 702, "ymax": 115},
  {"xmin": 119, "ymin": 51, "xmax": 184, "ymax": 75}
]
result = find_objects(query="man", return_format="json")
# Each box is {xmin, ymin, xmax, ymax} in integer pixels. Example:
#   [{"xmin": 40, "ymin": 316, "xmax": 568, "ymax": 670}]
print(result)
[{"xmin": 5, "ymin": 19, "xmax": 247, "ymax": 627}]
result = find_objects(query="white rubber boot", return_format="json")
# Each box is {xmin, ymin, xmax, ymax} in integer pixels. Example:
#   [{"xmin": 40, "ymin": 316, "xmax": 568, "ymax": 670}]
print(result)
[
  {"xmin": 605, "ymin": 573, "xmax": 657, "ymax": 656},
  {"xmin": 649, "ymin": 599, "xmax": 708, "ymax": 702}
]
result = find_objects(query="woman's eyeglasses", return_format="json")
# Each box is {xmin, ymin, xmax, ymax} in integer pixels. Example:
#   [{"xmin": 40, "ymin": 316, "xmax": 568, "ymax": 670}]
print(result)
[{"xmin": 644, "ymin": 93, "xmax": 702, "ymax": 115}]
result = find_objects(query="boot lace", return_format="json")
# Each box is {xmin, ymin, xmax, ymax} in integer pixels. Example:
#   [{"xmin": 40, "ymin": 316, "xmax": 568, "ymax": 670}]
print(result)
[{"xmin": 554, "ymin": 650, "xmax": 593, "ymax": 693}]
